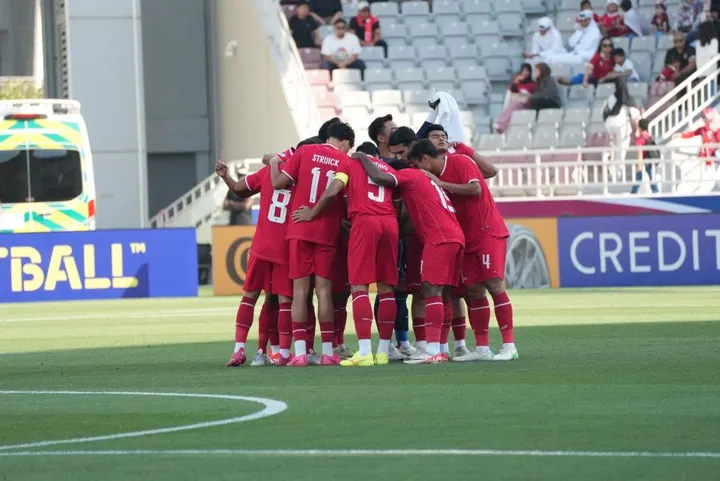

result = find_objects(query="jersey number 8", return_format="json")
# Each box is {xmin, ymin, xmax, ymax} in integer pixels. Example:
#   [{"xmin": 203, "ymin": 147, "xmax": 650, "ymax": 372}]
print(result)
[{"xmin": 268, "ymin": 189, "xmax": 291, "ymax": 224}]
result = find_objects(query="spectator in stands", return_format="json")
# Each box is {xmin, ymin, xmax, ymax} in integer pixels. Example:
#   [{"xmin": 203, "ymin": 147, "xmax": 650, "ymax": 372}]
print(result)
[
  {"xmin": 598, "ymin": 0, "xmax": 631, "ymax": 37},
  {"xmin": 288, "ymin": 1, "xmax": 324, "ymax": 49},
  {"xmin": 494, "ymin": 64, "xmax": 536, "ymax": 133},
  {"xmin": 527, "ymin": 63, "xmax": 562, "ymax": 110},
  {"xmin": 368, "ymin": 114, "xmax": 398, "ymax": 162},
  {"xmin": 558, "ymin": 36, "xmax": 617, "ymax": 86},
  {"xmin": 620, "ymin": 0, "xmax": 646, "ymax": 36},
  {"xmin": 309, "ymin": 0, "xmax": 343, "ymax": 23},
  {"xmin": 543, "ymin": 10, "xmax": 602, "ymax": 64},
  {"xmin": 613, "ymin": 48, "xmax": 639, "ymax": 81},
  {"xmin": 651, "ymin": 2, "xmax": 670, "ymax": 41},
  {"xmin": 348, "ymin": 1, "xmax": 388, "ymax": 57},
  {"xmin": 672, "ymin": 107, "xmax": 720, "ymax": 166},
  {"xmin": 603, "ymin": 78, "xmax": 641, "ymax": 174},
  {"xmin": 524, "ymin": 17, "xmax": 566, "ymax": 63},
  {"xmin": 695, "ymin": 21, "xmax": 719, "ymax": 78},
  {"xmin": 632, "ymin": 118, "xmax": 660, "ymax": 194},
  {"xmin": 663, "ymin": 31, "xmax": 696, "ymax": 84},
  {"xmin": 321, "ymin": 18, "xmax": 366, "ymax": 76},
  {"xmin": 580, "ymin": 0, "xmax": 601, "ymax": 23},
  {"xmin": 224, "ymin": 167, "xmax": 254, "ymax": 225},
  {"xmin": 674, "ymin": 0, "xmax": 703, "ymax": 33}
]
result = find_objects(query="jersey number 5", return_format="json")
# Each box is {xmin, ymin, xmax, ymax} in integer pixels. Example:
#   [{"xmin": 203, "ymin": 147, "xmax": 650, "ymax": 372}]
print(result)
[
  {"xmin": 268, "ymin": 189, "xmax": 291, "ymax": 224},
  {"xmin": 309, "ymin": 167, "xmax": 335, "ymax": 204},
  {"xmin": 368, "ymin": 176, "xmax": 385, "ymax": 203}
]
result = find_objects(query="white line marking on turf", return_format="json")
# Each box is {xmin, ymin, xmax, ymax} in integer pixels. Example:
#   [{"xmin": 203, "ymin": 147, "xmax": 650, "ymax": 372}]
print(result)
[
  {"xmin": 0, "ymin": 449, "xmax": 718, "ymax": 459},
  {"xmin": 0, "ymin": 391, "xmax": 287, "ymax": 452}
]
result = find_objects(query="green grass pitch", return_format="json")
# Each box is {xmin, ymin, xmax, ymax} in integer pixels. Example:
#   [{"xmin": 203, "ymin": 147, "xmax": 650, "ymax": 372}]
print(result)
[{"xmin": 1, "ymin": 286, "xmax": 719, "ymax": 481}]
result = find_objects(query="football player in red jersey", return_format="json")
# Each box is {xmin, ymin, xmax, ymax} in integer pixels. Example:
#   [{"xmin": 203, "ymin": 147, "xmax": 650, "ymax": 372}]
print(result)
[
  {"xmin": 354, "ymin": 141, "xmax": 466, "ymax": 364},
  {"xmin": 293, "ymin": 141, "xmax": 401, "ymax": 366},
  {"xmin": 216, "ymin": 145, "xmax": 296, "ymax": 367},
  {"xmin": 411, "ymin": 131, "xmax": 517, "ymax": 362},
  {"xmin": 270, "ymin": 122, "xmax": 356, "ymax": 367}
]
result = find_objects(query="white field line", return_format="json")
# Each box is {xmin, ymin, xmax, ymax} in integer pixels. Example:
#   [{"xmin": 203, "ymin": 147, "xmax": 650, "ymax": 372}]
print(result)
[
  {"xmin": 0, "ymin": 449, "xmax": 718, "ymax": 459},
  {"xmin": 0, "ymin": 391, "xmax": 287, "ymax": 451},
  {"xmin": 2, "ymin": 304, "xmax": 717, "ymax": 323}
]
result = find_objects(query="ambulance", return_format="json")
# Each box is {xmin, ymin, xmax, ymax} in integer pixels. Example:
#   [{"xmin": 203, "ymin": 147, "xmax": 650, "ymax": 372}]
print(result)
[{"xmin": 0, "ymin": 99, "xmax": 96, "ymax": 232}]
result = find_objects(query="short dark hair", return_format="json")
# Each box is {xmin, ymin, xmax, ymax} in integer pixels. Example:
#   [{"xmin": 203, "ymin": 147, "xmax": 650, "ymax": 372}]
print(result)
[
  {"xmin": 328, "ymin": 121, "xmax": 355, "ymax": 146},
  {"xmin": 580, "ymin": 0, "xmax": 591, "ymax": 8},
  {"xmin": 699, "ymin": 21, "xmax": 716, "ymax": 46},
  {"xmin": 620, "ymin": 0, "xmax": 631, "ymax": 11},
  {"xmin": 420, "ymin": 124, "xmax": 447, "ymax": 139},
  {"xmin": 368, "ymin": 114, "xmax": 393, "ymax": 145},
  {"xmin": 318, "ymin": 117, "xmax": 342, "ymax": 142},
  {"xmin": 297, "ymin": 136, "xmax": 322, "ymax": 148},
  {"xmin": 613, "ymin": 47, "xmax": 626, "ymax": 57},
  {"xmin": 638, "ymin": 118, "xmax": 650, "ymax": 132},
  {"xmin": 408, "ymin": 139, "xmax": 440, "ymax": 162},
  {"xmin": 356, "ymin": 141, "xmax": 379, "ymax": 156},
  {"xmin": 333, "ymin": 18, "xmax": 347, "ymax": 26},
  {"xmin": 388, "ymin": 126, "xmax": 417, "ymax": 147}
]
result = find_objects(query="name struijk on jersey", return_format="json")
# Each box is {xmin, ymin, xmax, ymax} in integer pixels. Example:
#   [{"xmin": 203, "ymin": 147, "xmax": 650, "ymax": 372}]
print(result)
[{"xmin": 311, "ymin": 154, "xmax": 340, "ymax": 167}]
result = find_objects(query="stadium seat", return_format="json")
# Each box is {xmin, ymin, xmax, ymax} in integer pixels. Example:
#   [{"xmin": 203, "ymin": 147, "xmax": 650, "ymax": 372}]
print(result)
[
  {"xmin": 628, "ymin": 82, "xmax": 649, "ymax": 104},
  {"xmin": 313, "ymin": 88, "xmax": 336, "ymax": 108},
  {"xmin": 388, "ymin": 45, "xmax": 417, "ymax": 69},
  {"xmin": 282, "ymin": 4, "xmax": 296, "ymax": 18},
  {"xmin": 657, "ymin": 34, "xmax": 674, "ymax": 51},
  {"xmin": 360, "ymin": 46, "xmax": 385, "ymax": 63},
  {"xmin": 433, "ymin": 0, "xmax": 462, "ymax": 18},
  {"xmin": 483, "ymin": 57, "xmax": 512, "ymax": 81},
  {"xmin": 477, "ymin": 133, "xmax": 504, "ymax": 150},
  {"xmin": 365, "ymin": 68, "xmax": 394, "ymax": 90},
  {"xmin": 426, "ymin": 66, "xmax": 456, "ymax": 87},
  {"xmin": 532, "ymin": 125, "xmax": 557, "ymax": 148},
  {"xmin": 509, "ymin": 109, "xmax": 537, "ymax": 129},
  {"xmin": 318, "ymin": 106, "xmax": 339, "ymax": 118},
  {"xmin": 439, "ymin": 21, "xmax": 470, "ymax": 41},
  {"xmin": 418, "ymin": 44, "xmax": 448, "ymax": 69},
  {"xmin": 393, "ymin": 113, "xmax": 412, "ymax": 127},
  {"xmin": 631, "ymin": 36, "xmax": 655, "ymax": 54},
  {"xmin": 450, "ymin": 44, "xmax": 479, "ymax": 63},
  {"xmin": 395, "ymin": 67, "xmax": 426, "ymax": 91},
  {"xmin": 548, "ymin": 63, "xmax": 573, "ymax": 79},
  {"xmin": 383, "ymin": 24, "xmax": 409, "ymax": 46},
  {"xmin": 563, "ymin": 108, "xmax": 590, "ymax": 127},
  {"xmin": 462, "ymin": 80, "xmax": 490, "ymax": 104},
  {"xmin": 505, "ymin": 129, "xmax": 532, "ymax": 150},
  {"xmin": 537, "ymin": 109, "xmax": 564, "ymax": 126},
  {"xmin": 595, "ymin": 83, "xmax": 615, "ymax": 100},
  {"xmin": 410, "ymin": 23, "xmax": 439, "ymax": 43},
  {"xmin": 633, "ymin": 53, "xmax": 654, "ymax": 82},
  {"xmin": 613, "ymin": 37, "xmax": 630, "ymax": 54},
  {"xmin": 462, "ymin": 0, "xmax": 493, "ymax": 16},
  {"xmin": 401, "ymin": 1, "xmax": 430, "ymax": 17},
  {"xmin": 495, "ymin": 0, "xmax": 524, "ymax": 14},
  {"xmin": 371, "ymin": 1, "xmax": 399, "ymax": 18},
  {"xmin": 470, "ymin": 19, "xmax": 501, "ymax": 39},
  {"xmin": 341, "ymin": 90, "xmax": 371, "ymax": 108},
  {"xmin": 333, "ymin": 69, "xmax": 363, "ymax": 85},
  {"xmin": 332, "ymin": 83, "xmax": 362, "ymax": 97},
  {"xmin": 555, "ymin": 12, "xmax": 577, "ymax": 33},
  {"xmin": 497, "ymin": 13, "xmax": 524, "ymax": 38},
  {"xmin": 372, "ymin": 89, "xmax": 403, "ymax": 108},
  {"xmin": 318, "ymin": 25, "xmax": 333, "ymax": 40},
  {"xmin": 558, "ymin": 127, "xmax": 586, "ymax": 147},
  {"xmin": 445, "ymin": 36, "xmax": 473, "ymax": 51},
  {"xmin": 567, "ymin": 85, "xmax": 591, "ymax": 108},
  {"xmin": 299, "ymin": 48, "xmax": 321, "ymax": 69},
  {"xmin": 305, "ymin": 69, "xmax": 331, "ymax": 86},
  {"xmin": 343, "ymin": 105, "xmax": 372, "ymax": 117},
  {"xmin": 522, "ymin": 0, "xmax": 547, "ymax": 15},
  {"xmin": 559, "ymin": 0, "xmax": 579, "ymax": 11},
  {"xmin": 403, "ymin": 89, "xmax": 430, "ymax": 106}
]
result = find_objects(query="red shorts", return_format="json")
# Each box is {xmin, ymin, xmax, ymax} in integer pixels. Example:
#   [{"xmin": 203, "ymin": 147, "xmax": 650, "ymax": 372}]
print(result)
[
  {"xmin": 348, "ymin": 215, "xmax": 399, "ymax": 286},
  {"xmin": 333, "ymin": 231, "xmax": 350, "ymax": 293},
  {"xmin": 288, "ymin": 239, "xmax": 335, "ymax": 280},
  {"xmin": 244, "ymin": 255, "xmax": 293, "ymax": 298},
  {"xmin": 421, "ymin": 242, "xmax": 463, "ymax": 287},
  {"xmin": 462, "ymin": 236, "xmax": 508, "ymax": 285},
  {"xmin": 405, "ymin": 233, "xmax": 423, "ymax": 294}
]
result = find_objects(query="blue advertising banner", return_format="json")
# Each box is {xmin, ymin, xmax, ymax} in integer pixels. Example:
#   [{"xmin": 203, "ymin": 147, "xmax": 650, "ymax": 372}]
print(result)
[
  {"xmin": 558, "ymin": 214, "xmax": 720, "ymax": 287},
  {"xmin": 0, "ymin": 229, "xmax": 198, "ymax": 303}
]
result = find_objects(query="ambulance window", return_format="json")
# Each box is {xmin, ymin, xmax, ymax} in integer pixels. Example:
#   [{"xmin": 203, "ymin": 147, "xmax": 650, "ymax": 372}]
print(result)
[
  {"xmin": 29, "ymin": 149, "xmax": 83, "ymax": 202},
  {"xmin": 0, "ymin": 150, "xmax": 29, "ymax": 203}
]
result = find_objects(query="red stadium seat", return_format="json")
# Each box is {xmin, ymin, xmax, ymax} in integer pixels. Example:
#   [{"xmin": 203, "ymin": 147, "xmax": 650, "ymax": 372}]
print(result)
[
  {"xmin": 318, "ymin": 107, "xmax": 339, "ymax": 118},
  {"xmin": 305, "ymin": 69, "xmax": 331, "ymax": 86},
  {"xmin": 282, "ymin": 4, "xmax": 296, "ymax": 19},
  {"xmin": 299, "ymin": 48, "xmax": 321, "ymax": 69}
]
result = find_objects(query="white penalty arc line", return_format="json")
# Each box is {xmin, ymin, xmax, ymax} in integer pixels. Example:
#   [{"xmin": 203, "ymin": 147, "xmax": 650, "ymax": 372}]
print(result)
[
  {"xmin": 0, "ymin": 390, "xmax": 287, "ymax": 452},
  {"xmin": 0, "ymin": 449, "xmax": 718, "ymax": 459}
]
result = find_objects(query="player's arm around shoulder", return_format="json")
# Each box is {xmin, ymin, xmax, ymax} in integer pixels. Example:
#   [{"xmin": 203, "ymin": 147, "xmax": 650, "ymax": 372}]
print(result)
[
  {"xmin": 292, "ymin": 177, "xmax": 346, "ymax": 223},
  {"xmin": 352, "ymin": 151, "xmax": 396, "ymax": 187},
  {"xmin": 270, "ymin": 148, "xmax": 298, "ymax": 190},
  {"xmin": 451, "ymin": 142, "xmax": 498, "ymax": 179}
]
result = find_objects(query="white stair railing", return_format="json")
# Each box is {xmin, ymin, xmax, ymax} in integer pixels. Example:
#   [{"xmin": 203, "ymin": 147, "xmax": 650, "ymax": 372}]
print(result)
[
  {"xmin": 254, "ymin": 0, "xmax": 321, "ymax": 140},
  {"xmin": 646, "ymin": 53, "xmax": 720, "ymax": 141}
]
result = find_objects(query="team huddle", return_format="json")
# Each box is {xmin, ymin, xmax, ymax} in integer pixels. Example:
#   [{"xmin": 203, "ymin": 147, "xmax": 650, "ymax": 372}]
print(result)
[{"xmin": 216, "ymin": 114, "xmax": 518, "ymax": 366}]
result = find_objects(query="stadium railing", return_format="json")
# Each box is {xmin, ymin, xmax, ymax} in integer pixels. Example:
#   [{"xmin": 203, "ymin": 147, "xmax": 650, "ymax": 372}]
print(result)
[{"xmin": 646, "ymin": 53, "xmax": 720, "ymax": 142}]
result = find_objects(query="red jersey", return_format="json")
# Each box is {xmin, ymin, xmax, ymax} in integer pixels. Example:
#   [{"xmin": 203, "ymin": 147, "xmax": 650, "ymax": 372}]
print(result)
[
  {"xmin": 651, "ymin": 13, "xmax": 669, "ymax": 33},
  {"xmin": 281, "ymin": 143, "xmax": 348, "ymax": 246},
  {"xmin": 448, "ymin": 142, "xmax": 475, "ymax": 158},
  {"xmin": 338, "ymin": 155, "xmax": 397, "ymax": 221},
  {"xmin": 681, "ymin": 126, "xmax": 720, "ymax": 159},
  {"xmin": 438, "ymin": 155, "xmax": 509, "ymax": 251},
  {"xmin": 391, "ymin": 168, "xmax": 464, "ymax": 247},
  {"xmin": 589, "ymin": 53, "xmax": 615, "ymax": 80},
  {"xmin": 244, "ymin": 166, "xmax": 291, "ymax": 264},
  {"xmin": 599, "ymin": 12, "xmax": 630, "ymax": 37}
]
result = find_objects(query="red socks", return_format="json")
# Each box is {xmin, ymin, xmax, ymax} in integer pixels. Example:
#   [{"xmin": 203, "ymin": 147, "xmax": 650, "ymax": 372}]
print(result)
[
  {"xmin": 257, "ymin": 299, "xmax": 277, "ymax": 353},
  {"xmin": 278, "ymin": 302, "xmax": 292, "ymax": 351},
  {"xmin": 352, "ymin": 291, "xmax": 373, "ymax": 341},
  {"xmin": 424, "ymin": 296, "xmax": 444, "ymax": 344},
  {"xmin": 412, "ymin": 316, "xmax": 426, "ymax": 342},
  {"xmin": 234, "ymin": 296, "xmax": 256, "ymax": 343},
  {"xmin": 377, "ymin": 292, "xmax": 397, "ymax": 341},
  {"xmin": 468, "ymin": 297, "xmax": 491, "ymax": 347},
  {"xmin": 452, "ymin": 316, "xmax": 466, "ymax": 342},
  {"xmin": 492, "ymin": 292, "xmax": 514, "ymax": 344}
]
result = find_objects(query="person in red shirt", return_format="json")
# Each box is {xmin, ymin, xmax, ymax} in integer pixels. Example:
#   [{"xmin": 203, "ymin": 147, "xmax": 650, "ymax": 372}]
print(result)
[
  {"xmin": 582, "ymin": 37, "xmax": 617, "ymax": 87},
  {"xmin": 215, "ymin": 144, "xmax": 298, "ymax": 368},
  {"xmin": 673, "ymin": 107, "xmax": 720, "ymax": 166},
  {"xmin": 293, "ymin": 141, "xmax": 400, "ymax": 366},
  {"xmin": 270, "ymin": 122, "xmax": 355, "ymax": 367},
  {"xmin": 414, "ymin": 135, "xmax": 517, "ymax": 362},
  {"xmin": 355, "ymin": 141, "xmax": 466, "ymax": 365},
  {"xmin": 598, "ymin": 0, "xmax": 631, "ymax": 37}
]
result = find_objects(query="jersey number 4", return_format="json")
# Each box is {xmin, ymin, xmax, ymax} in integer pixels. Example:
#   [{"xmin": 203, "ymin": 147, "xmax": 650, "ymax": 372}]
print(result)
[
  {"xmin": 268, "ymin": 189, "xmax": 291, "ymax": 224},
  {"xmin": 309, "ymin": 167, "xmax": 335, "ymax": 204}
]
